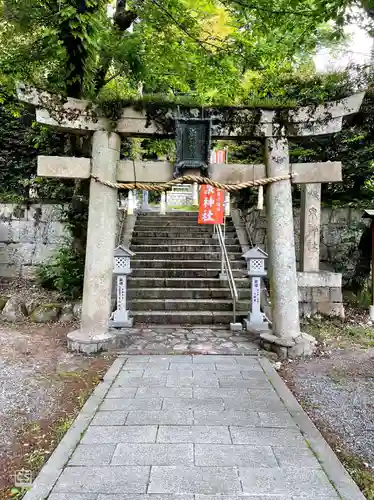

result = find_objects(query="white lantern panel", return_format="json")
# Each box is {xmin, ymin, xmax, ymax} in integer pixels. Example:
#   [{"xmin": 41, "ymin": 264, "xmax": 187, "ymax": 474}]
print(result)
[
  {"xmin": 115, "ymin": 256, "xmax": 130, "ymax": 271},
  {"xmin": 250, "ymin": 259, "xmax": 264, "ymax": 272}
]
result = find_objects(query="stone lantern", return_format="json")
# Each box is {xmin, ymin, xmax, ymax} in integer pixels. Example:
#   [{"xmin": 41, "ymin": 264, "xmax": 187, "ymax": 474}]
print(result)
[
  {"xmin": 110, "ymin": 245, "xmax": 135, "ymax": 328},
  {"xmin": 243, "ymin": 247, "xmax": 269, "ymax": 330}
]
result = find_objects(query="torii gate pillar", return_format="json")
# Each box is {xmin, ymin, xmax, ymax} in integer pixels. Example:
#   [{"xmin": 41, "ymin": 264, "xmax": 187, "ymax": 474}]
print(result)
[
  {"xmin": 67, "ymin": 131, "xmax": 120, "ymax": 353},
  {"xmin": 265, "ymin": 137, "xmax": 300, "ymax": 339}
]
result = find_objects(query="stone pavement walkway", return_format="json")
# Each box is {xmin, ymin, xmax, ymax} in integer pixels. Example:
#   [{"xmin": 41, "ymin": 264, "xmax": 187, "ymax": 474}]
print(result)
[
  {"xmin": 25, "ymin": 354, "xmax": 365, "ymax": 500},
  {"xmin": 116, "ymin": 326, "xmax": 259, "ymax": 355}
]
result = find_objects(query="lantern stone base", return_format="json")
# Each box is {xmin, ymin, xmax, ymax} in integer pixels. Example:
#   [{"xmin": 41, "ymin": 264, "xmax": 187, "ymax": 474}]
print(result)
[
  {"xmin": 230, "ymin": 322, "xmax": 243, "ymax": 332},
  {"xmin": 109, "ymin": 318, "xmax": 134, "ymax": 328},
  {"xmin": 259, "ymin": 331, "xmax": 317, "ymax": 359},
  {"xmin": 109, "ymin": 309, "xmax": 134, "ymax": 328},
  {"xmin": 67, "ymin": 330, "xmax": 117, "ymax": 354},
  {"xmin": 243, "ymin": 313, "xmax": 270, "ymax": 334}
]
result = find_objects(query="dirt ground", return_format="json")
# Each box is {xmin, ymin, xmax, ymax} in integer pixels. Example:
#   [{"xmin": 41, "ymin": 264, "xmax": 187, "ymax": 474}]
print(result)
[
  {"xmin": 0, "ymin": 319, "xmax": 114, "ymax": 499},
  {"xmin": 279, "ymin": 309, "xmax": 374, "ymax": 499}
]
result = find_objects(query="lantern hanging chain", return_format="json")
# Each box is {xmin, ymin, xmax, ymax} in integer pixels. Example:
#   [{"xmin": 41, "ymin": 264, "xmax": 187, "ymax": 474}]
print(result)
[{"xmin": 91, "ymin": 173, "xmax": 296, "ymax": 193}]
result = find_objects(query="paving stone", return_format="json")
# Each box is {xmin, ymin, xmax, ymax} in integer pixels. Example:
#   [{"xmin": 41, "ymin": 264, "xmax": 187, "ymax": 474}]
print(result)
[
  {"xmin": 194, "ymin": 409, "xmax": 259, "ymax": 426},
  {"xmin": 97, "ymin": 495, "xmax": 194, "ymax": 500},
  {"xmin": 166, "ymin": 375, "xmax": 219, "ymax": 387},
  {"xmin": 162, "ymin": 398, "xmax": 224, "ymax": 411},
  {"xmin": 111, "ymin": 443, "xmax": 193, "ymax": 465},
  {"xmin": 237, "ymin": 370, "xmax": 263, "ymax": 379},
  {"xmin": 239, "ymin": 467, "xmax": 338, "ymax": 496},
  {"xmin": 82, "ymin": 426, "xmax": 157, "ymax": 444},
  {"xmin": 124, "ymin": 356, "xmax": 150, "ymax": 362},
  {"xmin": 218, "ymin": 378, "xmax": 272, "ymax": 389},
  {"xmin": 193, "ymin": 388, "xmax": 249, "ymax": 399},
  {"xmin": 126, "ymin": 410, "xmax": 193, "ymax": 425},
  {"xmin": 272, "ymin": 445, "xmax": 321, "ymax": 468},
  {"xmin": 169, "ymin": 355, "xmax": 193, "ymax": 363},
  {"xmin": 157, "ymin": 425, "xmax": 231, "ymax": 443},
  {"xmin": 90, "ymin": 411, "xmax": 127, "ymax": 426},
  {"xmin": 105, "ymin": 387, "xmax": 137, "ymax": 399},
  {"xmin": 148, "ymin": 466, "xmax": 241, "ymax": 494},
  {"xmin": 49, "ymin": 495, "xmax": 99, "ymax": 500},
  {"xmin": 258, "ymin": 411, "xmax": 298, "ymax": 429},
  {"xmin": 113, "ymin": 377, "xmax": 167, "ymax": 388},
  {"xmin": 230, "ymin": 427, "xmax": 306, "ymax": 446},
  {"xmin": 69, "ymin": 444, "xmax": 116, "ymax": 466},
  {"xmin": 120, "ymin": 365, "xmax": 147, "ymax": 372},
  {"xmin": 215, "ymin": 362, "xmax": 260, "ymax": 371},
  {"xmin": 136, "ymin": 387, "xmax": 192, "ymax": 398},
  {"xmin": 117, "ymin": 370, "xmax": 145, "ymax": 378},
  {"xmin": 222, "ymin": 397, "xmax": 285, "ymax": 412},
  {"xmin": 195, "ymin": 496, "xmax": 287, "ymax": 500},
  {"xmin": 144, "ymin": 368, "xmax": 194, "ymax": 376},
  {"xmin": 195, "ymin": 444, "xmax": 278, "ymax": 467},
  {"xmin": 100, "ymin": 397, "xmax": 162, "ymax": 411},
  {"xmin": 168, "ymin": 364, "xmax": 195, "ymax": 373},
  {"xmin": 54, "ymin": 466, "xmax": 150, "ymax": 494},
  {"xmin": 192, "ymin": 356, "xmax": 217, "ymax": 364},
  {"xmin": 141, "ymin": 369, "xmax": 193, "ymax": 378}
]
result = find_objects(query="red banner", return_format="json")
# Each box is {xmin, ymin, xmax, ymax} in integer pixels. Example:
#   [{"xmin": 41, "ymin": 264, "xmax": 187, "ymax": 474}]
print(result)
[{"xmin": 198, "ymin": 185, "xmax": 225, "ymax": 225}]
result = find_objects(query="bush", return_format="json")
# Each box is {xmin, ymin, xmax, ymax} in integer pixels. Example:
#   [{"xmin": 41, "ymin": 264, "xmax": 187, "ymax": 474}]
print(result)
[{"xmin": 37, "ymin": 245, "xmax": 85, "ymax": 299}]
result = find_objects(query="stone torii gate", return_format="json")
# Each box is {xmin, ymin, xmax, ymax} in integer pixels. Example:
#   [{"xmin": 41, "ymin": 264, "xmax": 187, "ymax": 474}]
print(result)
[{"xmin": 17, "ymin": 85, "xmax": 364, "ymax": 355}]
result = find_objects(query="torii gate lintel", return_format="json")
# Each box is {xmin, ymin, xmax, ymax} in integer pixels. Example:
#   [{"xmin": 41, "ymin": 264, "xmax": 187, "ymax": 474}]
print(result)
[{"xmin": 16, "ymin": 85, "xmax": 365, "ymax": 356}]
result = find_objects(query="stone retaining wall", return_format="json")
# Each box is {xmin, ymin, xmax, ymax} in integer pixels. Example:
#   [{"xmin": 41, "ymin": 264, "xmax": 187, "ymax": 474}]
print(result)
[
  {"xmin": 242, "ymin": 206, "xmax": 367, "ymax": 319},
  {"xmin": 244, "ymin": 206, "xmax": 367, "ymax": 282},
  {"xmin": 0, "ymin": 203, "xmax": 68, "ymax": 279}
]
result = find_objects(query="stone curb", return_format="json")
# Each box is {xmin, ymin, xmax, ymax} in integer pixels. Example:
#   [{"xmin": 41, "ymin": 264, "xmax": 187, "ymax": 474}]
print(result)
[
  {"xmin": 22, "ymin": 356, "xmax": 127, "ymax": 500},
  {"xmin": 259, "ymin": 357, "xmax": 366, "ymax": 500}
]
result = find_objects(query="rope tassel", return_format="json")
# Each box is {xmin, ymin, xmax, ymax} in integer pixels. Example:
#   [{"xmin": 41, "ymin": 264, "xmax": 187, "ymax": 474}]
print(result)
[{"xmin": 257, "ymin": 185, "xmax": 264, "ymax": 210}]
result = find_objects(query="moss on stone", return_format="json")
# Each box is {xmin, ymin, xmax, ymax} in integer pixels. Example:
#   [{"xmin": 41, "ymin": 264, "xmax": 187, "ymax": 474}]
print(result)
[
  {"xmin": 30, "ymin": 303, "xmax": 62, "ymax": 323},
  {"xmin": 0, "ymin": 296, "xmax": 10, "ymax": 311}
]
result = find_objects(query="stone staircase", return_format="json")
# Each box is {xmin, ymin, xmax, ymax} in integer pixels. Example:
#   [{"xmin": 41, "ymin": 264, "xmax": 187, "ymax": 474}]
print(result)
[{"xmin": 128, "ymin": 211, "xmax": 250, "ymax": 325}]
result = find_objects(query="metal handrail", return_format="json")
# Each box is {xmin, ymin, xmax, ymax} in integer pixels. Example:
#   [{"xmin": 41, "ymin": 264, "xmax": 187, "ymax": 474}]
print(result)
[{"xmin": 216, "ymin": 224, "xmax": 239, "ymax": 323}]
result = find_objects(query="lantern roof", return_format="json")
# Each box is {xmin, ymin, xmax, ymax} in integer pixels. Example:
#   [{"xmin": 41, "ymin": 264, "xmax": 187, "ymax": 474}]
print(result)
[
  {"xmin": 114, "ymin": 245, "xmax": 135, "ymax": 257},
  {"xmin": 243, "ymin": 247, "xmax": 268, "ymax": 260},
  {"xmin": 362, "ymin": 209, "xmax": 374, "ymax": 219}
]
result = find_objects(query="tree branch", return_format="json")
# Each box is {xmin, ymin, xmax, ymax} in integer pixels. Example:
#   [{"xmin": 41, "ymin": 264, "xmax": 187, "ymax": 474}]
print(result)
[
  {"xmin": 150, "ymin": 0, "xmax": 221, "ymax": 53},
  {"xmin": 227, "ymin": 0, "xmax": 315, "ymax": 17},
  {"xmin": 93, "ymin": 0, "xmax": 138, "ymax": 92}
]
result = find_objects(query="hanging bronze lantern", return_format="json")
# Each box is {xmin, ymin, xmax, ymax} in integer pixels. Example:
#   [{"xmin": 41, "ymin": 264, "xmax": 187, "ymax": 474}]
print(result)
[{"xmin": 174, "ymin": 118, "xmax": 212, "ymax": 178}]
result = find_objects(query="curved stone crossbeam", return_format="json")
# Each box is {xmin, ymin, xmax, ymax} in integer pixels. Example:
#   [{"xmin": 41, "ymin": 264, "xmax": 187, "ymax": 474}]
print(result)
[{"xmin": 17, "ymin": 83, "xmax": 365, "ymax": 138}]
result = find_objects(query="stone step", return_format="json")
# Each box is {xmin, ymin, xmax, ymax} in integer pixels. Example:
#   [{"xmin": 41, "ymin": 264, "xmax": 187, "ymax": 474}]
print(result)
[
  {"xmin": 133, "ymin": 252, "xmax": 243, "ymax": 261},
  {"xmin": 135, "ymin": 220, "xmax": 235, "ymax": 228},
  {"xmin": 138, "ymin": 211, "xmax": 199, "ymax": 217},
  {"xmin": 132, "ymin": 231, "xmax": 236, "ymax": 238},
  {"xmin": 127, "ymin": 277, "xmax": 249, "ymax": 288},
  {"xmin": 131, "ymin": 237, "xmax": 239, "ymax": 245},
  {"xmin": 130, "ymin": 268, "xmax": 247, "ymax": 278},
  {"xmin": 128, "ymin": 298, "xmax": 249, "ymax": 312},
  {"xmin": 131, "ymin": 244, "xmax": 242, "ymax": 253},
  {"xmin": 127, "ymin": 288, "xmax": 251, "ymax": 300},
  {"xmin": 132, "ymin": 260, "xmax": 246, "ymax": 269},
  {"xmin": 132, "ymin": 310, "xmax": 246, "ymax": 325},
  {"xmin": 133, "ymin": 227, "xmax": 214, "ymax": 234}
]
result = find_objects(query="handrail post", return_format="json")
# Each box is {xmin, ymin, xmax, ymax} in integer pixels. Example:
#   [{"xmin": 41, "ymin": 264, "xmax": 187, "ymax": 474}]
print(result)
[{"xmin": 216, "ymin": 224, "xmax": 241, "ymax": 331}]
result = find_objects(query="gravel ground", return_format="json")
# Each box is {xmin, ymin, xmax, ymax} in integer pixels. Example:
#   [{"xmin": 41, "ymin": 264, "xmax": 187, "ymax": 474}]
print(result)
[
  {"xmin": 0, "ymin": 316, "xmax": 113, "ymax": 494},
  {"xmin": 281, "ymin": 347, "xmax": 374, "ymax": 468},
  {"xmin": 0, "ymin": 323, "xmax": 79, "ymax": 460}
]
